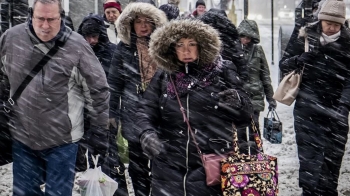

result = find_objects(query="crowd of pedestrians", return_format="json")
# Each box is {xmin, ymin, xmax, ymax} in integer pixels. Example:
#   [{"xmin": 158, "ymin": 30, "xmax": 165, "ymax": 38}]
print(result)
[{"xmin": 0, "ymin": 0, "xmax": 349, "ymax": 196}]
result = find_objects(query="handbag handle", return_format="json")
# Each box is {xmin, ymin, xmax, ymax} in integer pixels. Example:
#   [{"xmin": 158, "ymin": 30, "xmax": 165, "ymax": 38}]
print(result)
[
  {"xmin": 169, "ymin": 76, "xmax": 242, "ymax": 155},
  {"xmin": 266, "ymin": 109, "xmax": 280, "ymax": 122}
]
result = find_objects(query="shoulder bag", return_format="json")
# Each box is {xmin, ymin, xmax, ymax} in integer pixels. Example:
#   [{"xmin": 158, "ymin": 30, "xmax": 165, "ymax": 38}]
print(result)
[{"xmin": 273, "ymin": 37, "xmax": 308, "ymax": 106}]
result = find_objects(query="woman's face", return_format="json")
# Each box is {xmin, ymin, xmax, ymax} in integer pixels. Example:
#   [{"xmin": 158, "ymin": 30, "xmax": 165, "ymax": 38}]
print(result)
[
  {"xmin": 240, "ymin": 36, "xmax": 251, "ymax": 46},
  {"xmin": 175, "ymin": 38, "xmax": 199, "ymax": 63},
  {"xmin": 134, "ymin": 16, "xmax": 154, "ymax": 37},
  {"xmin": 321, "ymin": 20, "xmax": 341, "ymax": 36}
]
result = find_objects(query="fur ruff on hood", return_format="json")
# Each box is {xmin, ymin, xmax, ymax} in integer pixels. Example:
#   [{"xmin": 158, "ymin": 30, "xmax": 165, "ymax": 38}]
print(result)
[
  {"xmin": 168, "ymin": 0, "xmax": 180, "ymax": 6},
  {"xmin": 149, "ymin": 19, "xmax": 221, "ymax": 73},
  {"xmin": 115, "ymin": 2, "xmax": 167, "ymax": 45}
]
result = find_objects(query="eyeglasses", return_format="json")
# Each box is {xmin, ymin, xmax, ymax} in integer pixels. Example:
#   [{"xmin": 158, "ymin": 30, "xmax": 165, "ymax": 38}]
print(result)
[{"xmin": 33, "ymin": 16, "xmax": 61, "ymax": 24}]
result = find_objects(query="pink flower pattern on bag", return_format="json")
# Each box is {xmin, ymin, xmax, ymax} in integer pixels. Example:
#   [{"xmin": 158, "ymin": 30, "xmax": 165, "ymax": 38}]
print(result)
[
  {"xmin": 242, "ymin": 188, "xmax": 260, "ymax": 196},
  {"xmin": 230, "ymin": 175, "xmax": 249, "ymax": 188}
]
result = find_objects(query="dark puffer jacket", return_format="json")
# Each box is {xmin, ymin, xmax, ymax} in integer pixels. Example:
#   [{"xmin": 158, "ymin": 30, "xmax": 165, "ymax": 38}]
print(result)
[
  {"xmin": 238, "ymin": 19, "xmax": 274, "ymax": 111},
  {"xmin": 77, "ymin": 14, "xmax": 117, "ymax": 77},
  {"xmin": 199, "ymin": 11, "xmax": 247, "ymax": 81},
  {"xmin": 135, "ymin": 19, "xmax": 253, "ymax": 196},
  {"xmin": 279, "ymin": 21, "xmax": 350, "ymax": 193},
  {"xmin": 108, "ymin": 2, "xmax": 167, "ymax": 143}
]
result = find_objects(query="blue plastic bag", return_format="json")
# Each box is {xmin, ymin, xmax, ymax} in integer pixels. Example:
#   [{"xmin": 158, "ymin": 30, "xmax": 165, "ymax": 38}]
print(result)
[{"xmin": 263, "ymin": 109, "xmax": 282, "ymax": 144}]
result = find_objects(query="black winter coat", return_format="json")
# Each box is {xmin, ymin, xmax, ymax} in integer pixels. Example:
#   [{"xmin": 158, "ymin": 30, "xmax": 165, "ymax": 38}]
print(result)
[
  {"xmin": 135, "ymin": 60, "xmax": 252, "ymax": 196},
  {"xmin": 279, "ymin": 21, "xmax": 350, "ymax": 192}
]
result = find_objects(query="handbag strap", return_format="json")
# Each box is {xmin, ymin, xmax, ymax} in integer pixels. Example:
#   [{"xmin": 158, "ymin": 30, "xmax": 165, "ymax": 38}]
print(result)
[
  {"xmin": 169, "ymin": 76, "xmax": 202, "ymax": 155},
  {"xmin": 266, "ymin": 109, "xmax": 280, "ymax": 122},
  {"xmin": 250, "ymin": 117, "xmax": 264, "ymax": 153},
  {"xmin": 7, "ymin": 39, "xmax": 68, "ymax": 106}
]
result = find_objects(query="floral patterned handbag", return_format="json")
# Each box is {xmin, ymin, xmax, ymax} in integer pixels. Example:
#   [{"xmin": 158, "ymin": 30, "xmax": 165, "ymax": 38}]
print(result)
[{"xmin": 221, "ymin": 120, "xmax": 278, "ymax": 196}]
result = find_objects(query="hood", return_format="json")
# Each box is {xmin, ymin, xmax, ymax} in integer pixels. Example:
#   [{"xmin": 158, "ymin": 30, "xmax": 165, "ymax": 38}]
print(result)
[
  {"xmin": 168, "ymin": 0, "xmax": 180, "ymax": 6},
  {"xmin": 116, "ymin": 2, "xmax": 167, "ymax": 45},
  {"xmin": 77, "ymin": 13, "xmax": 109, "ymax": 44},
  {"xmin": 199, "ymin": 11, "xmax": 238, "ymax": 40},
  {"xmin": 237, "ymin": 19, "xmax": 260, "ymax": 44},
  {"xmin": 149, "ymin": 19, "xmax": 221, "ymax": 73}
]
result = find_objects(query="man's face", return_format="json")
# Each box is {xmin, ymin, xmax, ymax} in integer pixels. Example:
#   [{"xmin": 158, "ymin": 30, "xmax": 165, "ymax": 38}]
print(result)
[
  {"xmin": 105, "ymin": 7, "xmax": 120, "ymax": 23},
  {"xmin": 85, "ymin": 34, "xmax": 99, "ymax": 47},
  {"xmin": 32, "ymin": 1, "xmax": 61, "ymax": 42},
  {"xmin": 321, "ymin": 20, "xmax": 342, "ymax": 36},
  {"xmin": 196, "ymin": 5, "xmax": 206, "ymax": 16}
]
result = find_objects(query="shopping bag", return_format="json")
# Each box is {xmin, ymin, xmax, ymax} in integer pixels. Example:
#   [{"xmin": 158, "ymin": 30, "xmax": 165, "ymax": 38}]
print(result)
[
  {"xmin": 78, "ymin": 151, "xmax": 118, "ymax": 196},
  {"xmin": 221, "ymin": 120, "xmax": 278, "ymax": 196},
  {"xmin": 263, "ymin": 109, "xmax": 282, "ymax": 144}
]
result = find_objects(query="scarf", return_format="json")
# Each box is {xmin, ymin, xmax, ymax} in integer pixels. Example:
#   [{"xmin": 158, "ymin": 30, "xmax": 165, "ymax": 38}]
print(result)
[
  {"xmin": 167, "ymin": 58, "xmax": 222, "ymax": 99},
  {"xmin": 136, "ymin": 37, "xmax": 157, "ymax": 92},
  {"xmin": 320, "ymin": 31, "xmax": 340, "ymax": 46}
]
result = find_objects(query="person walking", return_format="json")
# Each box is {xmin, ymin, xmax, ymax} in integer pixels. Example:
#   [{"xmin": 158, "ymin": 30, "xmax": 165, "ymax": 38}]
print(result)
[
  {"xmin": 103, "ymin": 0, "xmax": 122, "ymax": 44},
  {"xmin": 108, "ymin": 2, "xmax": 167, "ymax": 196},
  {"xmin": 0, "ymin": 0, "xmax": 110, "ymax": 195},
  {"xmin": 135, "ymin": 19, "xmax": 253, "ymax": 196},
  {"xmin": 192, "ymin": 0, "xmax": 206, "ymax": 18},
  {"xmin": 237, "ymin": 19, "xmax": 276, "ymax": 154},
  {"xmin": 279, "ymin": 0, "xmax": 350, "ymax": 195},
  {"xmin": 78, "ymin": 13, "xmax": 128, "ymax": 196}
]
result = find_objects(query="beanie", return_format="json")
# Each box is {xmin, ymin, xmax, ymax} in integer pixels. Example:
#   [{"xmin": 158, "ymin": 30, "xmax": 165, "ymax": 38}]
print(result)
[
  {"xmin": 104, "ymin": 2, "xmax": 122, "ymax": 13},
  {"xmin": 159, "ymin": 4, "xmax": 179, "ymax": 20},
  {"xmin": 318, "ymin": 0, "xmax": 346, "ymax": 24},
  {"xmin": 196, "ymin": 0, "xmax": 206, "ymax": 8},
  {"xmin": 81, "ymin": 19, "xmax": 100, "ymax": 36}
]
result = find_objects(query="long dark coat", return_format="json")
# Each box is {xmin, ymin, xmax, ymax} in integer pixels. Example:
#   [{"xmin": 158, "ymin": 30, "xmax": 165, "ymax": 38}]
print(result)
[
  {"xmin": 279, "ymin": 21, "xmax": 350, "ymax": 194},
  {"xmin": 135, "ymin": 19, "xmax": 253, "ymax": 196}
]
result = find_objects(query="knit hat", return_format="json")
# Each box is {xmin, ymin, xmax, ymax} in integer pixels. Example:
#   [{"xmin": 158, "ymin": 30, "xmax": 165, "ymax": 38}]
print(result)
[
  {"xmin": 104, "ymin": 1, "xmax": 122, "ymax": 13},
  {"xmin": 81, "ymin": 18, "xmax": 100, "ymax": 36},
  {"xmin": 196, "ymin": 0, "xmax": 206, "ymax": 8},
  {"xmin": 318, "ymin": 0, "xmax": 346, "ymax": 24},
  {"xmin": 159, "ymin": 4, "xmax": 179, "ymax": 20}
]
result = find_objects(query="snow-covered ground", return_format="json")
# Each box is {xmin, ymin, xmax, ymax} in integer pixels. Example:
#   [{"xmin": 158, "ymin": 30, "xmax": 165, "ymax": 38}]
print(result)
[{"xmin": 1, "ymin": 23, "xmax": 350, "ymax": 196}]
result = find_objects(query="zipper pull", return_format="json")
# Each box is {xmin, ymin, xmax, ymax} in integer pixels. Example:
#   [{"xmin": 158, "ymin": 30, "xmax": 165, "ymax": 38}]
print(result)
[
  {"xmin": 185, "ymin": 63, "xmax": 188, "ymax": 74},
  {"xmin": 136, "ymin": 84, "xmax": 139, "ymax": 94}
]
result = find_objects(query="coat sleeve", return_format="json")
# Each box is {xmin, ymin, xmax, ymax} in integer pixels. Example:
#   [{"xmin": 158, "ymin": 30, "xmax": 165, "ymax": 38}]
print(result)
[
  {"xmin": 232, "ymin": 41, "xmax": 248, "ymax": 81},
  {"xmin": 77, "ymin": 40, "xmax": 110, "ymax": 128},
  {"xmin": 108, "ymin": 42, "xmax": 125, "ymax": 120},
  {"xmin": 221, "ymin": 61, "xmax": 253, "ymax": 128},
  {"xmin": 279, "ymin": 26, "xmax": 305, "ymax": 75},
  {"xmin": 257, "ymin": 45, "xmax": 274, "ymax": 102},
  {"xmin": 134, "ymin": 69, "xmax": 163, "ymax": 139}
]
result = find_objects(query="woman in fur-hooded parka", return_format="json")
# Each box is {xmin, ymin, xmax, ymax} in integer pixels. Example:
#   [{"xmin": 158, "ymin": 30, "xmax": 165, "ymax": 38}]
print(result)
[
  {"xmin": 108, "ymin": 2, "xmax": 167, "ymax": 196},
  {"xmin": 135, "ymin": 19, "xmax": 253, "ymax": 196}
]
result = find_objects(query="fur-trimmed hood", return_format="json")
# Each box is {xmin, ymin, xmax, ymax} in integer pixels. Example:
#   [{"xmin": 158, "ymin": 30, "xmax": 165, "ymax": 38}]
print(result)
[
  {"xmin": 237, "ymin": 19, "xmax": 260, "ymax": 44},
  {"xmin": 115, "ymin": 2, "xmax": 167, "ymax": 45},
  {"xmin": 149, "ymin": 19, "xmax": 221, "ymax": 73},
  {"xmin": 168, "ymin": 0, "xmax": 180, "ymax": 6}
]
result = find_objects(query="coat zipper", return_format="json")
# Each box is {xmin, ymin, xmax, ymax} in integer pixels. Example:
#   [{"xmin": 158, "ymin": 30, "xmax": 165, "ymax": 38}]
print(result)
[{"xmin": 183, "ymin": 93, "xmax": 190, "ymax": 196}]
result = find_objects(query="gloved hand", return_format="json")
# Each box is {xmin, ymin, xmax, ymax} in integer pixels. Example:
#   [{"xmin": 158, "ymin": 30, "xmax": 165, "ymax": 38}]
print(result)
[
  {"xmin": 297, "ymin": 52, "xmax": 316, "ymax": 65},
  {"xmin": 218, "ymin": 89, "xmax": 243, "ymax": 110},
  {"xmin": 140, "ymin": 130, "xmax": 164, "ymax": 159},
  {"xmin": 268, "ymin": 100, "xmax": 277, "ymax": 110},
  {"xmin": 107, "ymin": 118, "xmax": 118, "ymax": 130},
  {"xmin": 85, "ymin": 125, "xmax": 109, "ymax": 157}
]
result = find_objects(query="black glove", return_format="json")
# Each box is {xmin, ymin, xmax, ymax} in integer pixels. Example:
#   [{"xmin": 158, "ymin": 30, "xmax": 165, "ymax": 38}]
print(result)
[
  {"xmin": 218, "ymin": 89, "xmax": 243, "ymax": 110},
  {"xmin": 140, "ymin": 130, "xmax": 164, "ymax": 159},
  {"xmin": 84, "ymin": 125, "xmax": 109, "ymax": 157},
  {"xmin": 297, "ymin": 52, "xmax": 316, "ymax": 65},
  {"xmin": 268, "ymin": 100, "xmax": 277, "ymax": 110}
]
